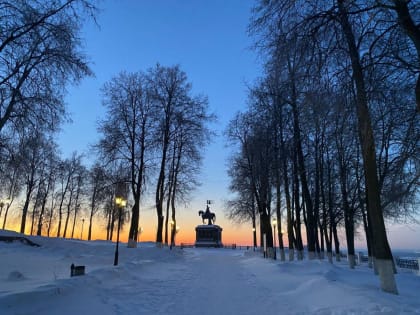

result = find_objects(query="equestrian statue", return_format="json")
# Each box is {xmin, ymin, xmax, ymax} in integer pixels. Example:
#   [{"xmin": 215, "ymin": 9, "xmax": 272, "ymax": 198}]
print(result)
[
  {"xmin": 198, "ymin": 202, "xmax": 216, "ymax": 225},
  {"xmin": 195, "ymin": 200, "xmax": 223, "ymax": 247}
]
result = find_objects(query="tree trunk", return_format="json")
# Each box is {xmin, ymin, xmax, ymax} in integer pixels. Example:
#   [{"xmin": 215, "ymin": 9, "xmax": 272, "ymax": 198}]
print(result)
[
  {"xmin": 170, "ymin": 143, "xmax": 183, "ymax": 247},
  {"xmin": 338, "ymin": 154, "xmax": 356, "ymax": 269},
  {"xmin": 164, "ymin": 197, "xmax": 170, "ymax": 245},
  {"xmin": 279, "ymin": 106, "xmax": 295, "ymax": 260},
  {"xmin": 30, "ymin": 204, "xmax": 37, "ymax": 235},
  {"xmin": 71, "ymin": 207, "xmax": 78, "ymax": 239},
  {"xmin": 20, "ymin": 197, "xmax": 30, "ymax": 234},
  {"xmin": 37, "ymin": 177, "xmax": 52, "ymax": 236},
  {"xmin": 252, "ymin": 210, "xmax": 257, "ymax": 249},
  {"xmin": 319, "ymin": 223, "xmax": 325, "ymax": 260},
  {"xmin": 20, "ymin": 168, "xmax": 36, "ymax": 234},
  {"xmin": 155, "ymin": 160, "xmax": 166, "ymax": 245},
  {"xmin": 47, "ymin": 197, "xmax": 54, "ymax": 237},
  {"xmin": 170, "ymin": 184, "xmax": 177, "ymax": 247},
  {"xmin": 292, "ymin": 149, "xmax": 304, "ymax": 259},
  {"xmin": 106, "ymin": 207, "xmax": 111, "ymax": 241},
  {"xmin": 319, "ymin": 143, "xmax": 327, "ymax": 260},
  {"xmin": 326, "ymin": 147, "xmax": 334, "ymax": 263},
  {"xmin": 333, "ymin": 222, "xmax": 341, "ymax": 262},
  {"xmin": 57, "ymin": 171, "xmax": 72, "ymax": 238},
  {"xmin": 165, "ymin": 155, "xmax": 175, "ymax": 246},
  {"xmin": 289, "ymin": 66, "xmax": 316, "ymax": 258},
  {"xmin": 88, "ymin": 210, "xmax": 94, "ymax": 241},
  {"xmin": 2, "ymin": 203, "xmax": 11, "ymax": 230},
  {"xmin": 70, "ymin": 183, "xmax": 81, "ymax": 239},
  {"xmin": 260, "ymin": 212, "xmax": 273, "ymax": 249},
  {"xmin": 128, "ymin": 126, "xmax": 146, "ymax": 245},
  {"xmin": 274, "ymin": 135, "xmax": 285, "ymax": 261},
  {"xmin": 63, "ymin": 197, "xmax": 72, "ymax": 238},
  {"xmin": 337, "ymin": 0, "xmax": 398, "ymax": 294}
]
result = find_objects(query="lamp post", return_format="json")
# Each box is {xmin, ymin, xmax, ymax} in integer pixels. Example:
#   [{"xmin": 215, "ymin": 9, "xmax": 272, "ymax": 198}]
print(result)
[
  {"xmin": 272, "ymin": 218, "xmax": 277, "ymax": 260},
  {"xmin": 252, "ymin": 227, "xmax": 256, "ymax": 251},
  {"xmin": 80, "ymin": 218, "xmax": 85, "ymax": 240},
  {"xmin": 114, "ymin": 196, "xmax": 126, "ymax": 266}
]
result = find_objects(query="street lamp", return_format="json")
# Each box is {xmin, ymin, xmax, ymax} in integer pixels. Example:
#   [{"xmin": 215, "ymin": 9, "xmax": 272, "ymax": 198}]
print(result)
[
  {"xmin": 252, "ymin": 227, "xmax": 256, "ymax": 251},
  {"xmin": 272, "ymin": 218, "xmax": 277, "ymax": 260},
  {"xmin": 114, "ymin": 196, "xmax": 126, "ymax": 266}
]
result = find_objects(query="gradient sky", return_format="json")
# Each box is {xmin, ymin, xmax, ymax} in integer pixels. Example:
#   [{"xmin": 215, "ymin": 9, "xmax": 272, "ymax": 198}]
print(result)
[{"xmin": 56, "ymin": 0, "xmax": 420, "ymax": 250}]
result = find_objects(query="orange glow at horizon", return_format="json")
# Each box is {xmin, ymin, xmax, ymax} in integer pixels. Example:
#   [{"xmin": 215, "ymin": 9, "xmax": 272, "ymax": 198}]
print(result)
[
  {"xmin": 3, "ymin": 207, "xmax": 261, "ymax": 246},
  {"xmin": 3, "ymin": 208, "xmax": 420, "ymax": 250}
]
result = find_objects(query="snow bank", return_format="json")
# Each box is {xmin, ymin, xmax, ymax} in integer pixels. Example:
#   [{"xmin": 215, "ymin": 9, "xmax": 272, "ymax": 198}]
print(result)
[{"xmin": 1, "ymin": 232, "xmax": 419, "ymax": 314}]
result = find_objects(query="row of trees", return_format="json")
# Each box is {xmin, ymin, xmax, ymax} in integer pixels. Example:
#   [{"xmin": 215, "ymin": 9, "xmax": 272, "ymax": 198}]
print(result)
[
  {"xmin": 0, "ymin": 1, "xmax": 214, "ymax": 248},
  {"xmin": 0, "ymin": 0, "xmax": 97, "ymax": 235},
  {"xmin": 96, "ymin": 66, "xmax": 214, "ymax": 247},
  {"xmin": 226, "ymin": 0, "xmax": 419, "ymax": 295}
]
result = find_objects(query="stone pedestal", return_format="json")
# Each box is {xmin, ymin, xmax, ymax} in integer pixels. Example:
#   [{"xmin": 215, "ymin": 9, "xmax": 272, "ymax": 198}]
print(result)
[{"xmin": 195, "ymin": 224, "xmax": 223, "ymax": 248}]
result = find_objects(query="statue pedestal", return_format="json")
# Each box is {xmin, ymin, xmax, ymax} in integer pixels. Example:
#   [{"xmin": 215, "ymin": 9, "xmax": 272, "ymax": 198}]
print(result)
[{"xmin": 195, "ymin": 224, "xmax": 223, "ymax": 248}]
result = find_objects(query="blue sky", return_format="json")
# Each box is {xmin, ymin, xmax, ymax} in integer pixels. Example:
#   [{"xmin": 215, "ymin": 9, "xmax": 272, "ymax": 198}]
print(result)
[
  {"xmin": 58, "ymin": 0, "xmax": 420, "ymax": 248},
  {"xmin": 58, "ymin": 0, "xmax": 261, "ymax": 243},
  {"xmin": 60, "ymin": 0, "xmax": 260, "ymax": 189}
]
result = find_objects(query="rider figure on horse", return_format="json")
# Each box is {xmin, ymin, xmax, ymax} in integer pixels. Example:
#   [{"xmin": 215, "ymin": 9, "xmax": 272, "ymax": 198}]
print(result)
[{"xmin": 198, "ymin": 202, "xmax": 216, "ymax": 225}]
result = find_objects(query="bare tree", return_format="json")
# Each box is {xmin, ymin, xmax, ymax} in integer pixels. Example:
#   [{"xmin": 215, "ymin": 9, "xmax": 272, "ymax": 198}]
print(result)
[
  {"xmin": 55, "ymin": 153, "xmax": 80, "ymax": 237},
  {"xmin": 148, "ymin": 64, "xmax": 212, "ymax": 244},
  {"xmin": 18, "ymin": 129, "xmax": 54, "ymax": 234},
  {"xmin": 36, "ymin": 151, "xmax": 58, "ymax": 236},
  {"xmin": 86, "ymin": 162, "xmax": 110, "ymax": 241},
  {"xmin": 383, "ymin": 0, "xmax": 420, "ymax": 112},
  {"xmin": 226, "ymin": 111, "xmax": 274, "ymax": 250},
  {"xmin": 250, "ymin": 0, "xmax": 403, "ymax": 294},
  {"xmin": 0, "ymin": 0, "xmax": 95, "ymax": 134},
  {"xmin": 97, "ymin": 71, "xmax": 154, "ymax": 247},
  {"xmin": 225, "ymin": 153, "xmax": 258, "ymax": 248}
]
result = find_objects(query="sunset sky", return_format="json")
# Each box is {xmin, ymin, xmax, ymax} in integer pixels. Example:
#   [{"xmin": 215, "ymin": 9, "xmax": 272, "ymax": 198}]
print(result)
[{"xmin": 49, "ymin": 0, "xmax": 420, "ymax": 250}]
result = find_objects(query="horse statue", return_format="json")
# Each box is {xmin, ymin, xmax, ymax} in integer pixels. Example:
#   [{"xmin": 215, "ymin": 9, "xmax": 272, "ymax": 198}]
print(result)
[{"xmin": 198, "ymin": 205, "xmax": 216, "ymax": 225}]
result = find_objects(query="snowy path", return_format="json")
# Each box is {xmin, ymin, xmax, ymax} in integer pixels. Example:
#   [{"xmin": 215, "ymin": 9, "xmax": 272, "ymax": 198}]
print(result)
[
  {"xmin": 172, "ymin": 249, "xmax": 269, "ymax": 315},
  {"xmin": 83, "ymin": 248, "xmax": 420, "ymax": 314},
  {"xmin": 1, "ymin": 238, "xmax": 420, "ymax": 314},
  {"xmin": 94, "ymin": 249, "xmax": 275, "ymax": 315}
]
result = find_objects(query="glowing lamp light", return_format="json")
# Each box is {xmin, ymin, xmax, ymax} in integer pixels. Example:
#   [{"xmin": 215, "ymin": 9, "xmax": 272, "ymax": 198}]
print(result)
[
  {"xmin": 272, "ymin": 218, "xmax": 277, "ymax": 260},
  {"xmin": 115, "ymin": 197, "xmax": 126, "ymax": 207}
]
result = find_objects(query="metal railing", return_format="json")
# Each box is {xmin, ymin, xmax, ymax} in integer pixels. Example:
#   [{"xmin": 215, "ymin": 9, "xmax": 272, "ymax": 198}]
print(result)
[{"xmin": 395, "ymin": 257, "xmax": 419, "ymax": 270}]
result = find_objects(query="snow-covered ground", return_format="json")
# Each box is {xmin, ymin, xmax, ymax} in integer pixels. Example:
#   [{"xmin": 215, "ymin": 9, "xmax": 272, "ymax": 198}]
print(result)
[{"xmin": 1, "ymin": 230, "xmax": 419, "ymax": 314}]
